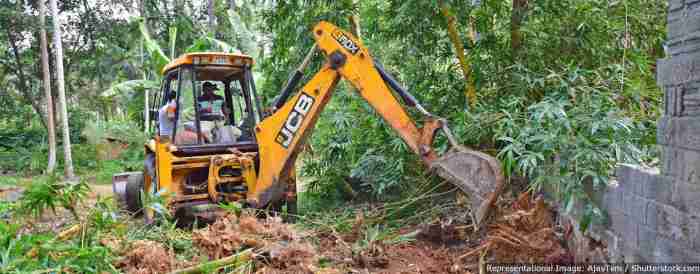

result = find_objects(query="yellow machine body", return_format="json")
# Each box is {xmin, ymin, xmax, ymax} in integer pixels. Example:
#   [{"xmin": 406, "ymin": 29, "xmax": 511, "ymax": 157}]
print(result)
[{"xmin": 114, "ymin": 21, "xmax": 504, "ymax": 225}]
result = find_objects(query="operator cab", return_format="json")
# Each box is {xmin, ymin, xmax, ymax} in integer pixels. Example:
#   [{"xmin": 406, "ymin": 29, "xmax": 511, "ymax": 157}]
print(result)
[{"xmin": 152, "ymin": 53, "xmax": 263, "ymax": 155}]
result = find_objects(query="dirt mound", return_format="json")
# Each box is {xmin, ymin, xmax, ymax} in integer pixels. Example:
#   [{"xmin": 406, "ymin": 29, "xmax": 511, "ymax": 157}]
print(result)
[
  {"xmin": 255, "ymin": 242, "xmax": 319, "ymax": 274},
  {"xmin": 374, "ymin": 243, "xmax": 462, "ymax": 273},
  {"xmin": 314, "ymin": 220, "xmax": 473, "ymax": 274},
  {"xmin": 116, "ymin": 194, "xmax": 569, "ymax": 273},
  {"xmin": 192, "ymin": 213, "xmax": 324, "ymax": 273},
  {"xmin": 116, "ymin": 240, "xmax": 178, "ymax": 274},
  {"xmin": 417, "ymin": 221, "xmax": 468, "ymax": 246},
  {"xmin": 463, "ymin": 193, "xmax": 572, "ymax": 265},
  {"xmin": 316, "ymin": 231, "xmax": 472, "ymax": 273}
]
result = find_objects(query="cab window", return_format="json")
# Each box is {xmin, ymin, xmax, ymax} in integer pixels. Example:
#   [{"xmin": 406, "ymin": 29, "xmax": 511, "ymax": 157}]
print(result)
[
  {"xmin": 174, "ymin": 67, "xmax": 198, "ymax": 145},
  {"xmin": 158, "ymin": 62, "xmax": 262, "ymax": 146}
]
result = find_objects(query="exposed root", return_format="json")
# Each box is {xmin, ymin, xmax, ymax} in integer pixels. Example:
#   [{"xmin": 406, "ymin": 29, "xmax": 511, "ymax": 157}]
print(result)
[
  {"xmin": 192, "ymin": 213, "xmax": 325, "ymax": 273},
  {"xmin": 116, "ymin": 240, "xmax": 178, "ymax": 274},
  {"xmin": 466, "ymin": 193, "xmax": 572, "ymax": 264}
]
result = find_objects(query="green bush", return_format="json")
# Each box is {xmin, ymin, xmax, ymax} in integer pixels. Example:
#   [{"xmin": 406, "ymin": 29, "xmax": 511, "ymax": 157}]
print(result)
[
  {"xmin": 17, "ymin": 174, "xmax": 89, "ymax": 219},
  {"xmin": 0, "ymin": 126, "xmax": 48, "ymax": 174},
  {"xmin": 0, "ymin": 220, "xmax": 117, "ymax": 273},
  {"xmin": 82, "ymin": 118, "xmax": 147, "ymax": 174},
  {"xmin": 479, "ymin": 65, "xmax": 649, "ymax": 230}
]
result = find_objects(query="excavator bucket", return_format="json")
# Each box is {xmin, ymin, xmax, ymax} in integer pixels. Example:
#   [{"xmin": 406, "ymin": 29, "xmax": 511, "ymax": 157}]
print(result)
[{"xmin": 431, "ymin": 146, "xmax": 505, "ymax": 227}]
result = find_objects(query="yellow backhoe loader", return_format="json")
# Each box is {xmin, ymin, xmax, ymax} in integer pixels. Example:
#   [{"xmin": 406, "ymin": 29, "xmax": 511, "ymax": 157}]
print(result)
[{"xmin": 112, "ymin": 21, "xmax": 504, "ymax": 226}]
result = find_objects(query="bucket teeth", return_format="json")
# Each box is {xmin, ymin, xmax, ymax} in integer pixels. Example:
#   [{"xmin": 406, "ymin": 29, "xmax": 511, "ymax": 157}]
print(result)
[{"xmin": 431, "ymin": 146, "xmax": 505, "ymax": 227}]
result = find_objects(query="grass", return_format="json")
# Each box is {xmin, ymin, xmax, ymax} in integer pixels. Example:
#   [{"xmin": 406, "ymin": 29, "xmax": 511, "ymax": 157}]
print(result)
[
  {"xmin": 0, "ymin": 180, "xmax": 450, "ymax": 273},
  {"xmin": 94, "ymin": 160, "xmax": 128, "ymax": 185},
  {"xmin": 0, "ymin": 180, "xmax": 196, "ymax": 273},
  {"xmin": 0, "ymin": 201, "xmax": 117, "ymax": 273},
  {"xmin": 0, "ymin": 151, "xmax": 456, "ymax": 273},
  {"xmin": 294, "ymin": 174, "xmax": 458, "ymax": 237},
  {"xmin": 0, "ymin": 176, "xmax": 31, "ymax": 187}
]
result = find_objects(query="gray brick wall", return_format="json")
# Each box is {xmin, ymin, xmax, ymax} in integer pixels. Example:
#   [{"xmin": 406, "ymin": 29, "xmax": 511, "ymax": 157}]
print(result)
[{"xmin": 562, "ymin": 0, "xmax": 700, "ymax": 263}]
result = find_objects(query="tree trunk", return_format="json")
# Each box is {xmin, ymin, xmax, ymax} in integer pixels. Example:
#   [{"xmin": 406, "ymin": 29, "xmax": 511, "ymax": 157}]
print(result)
[
  {"xmin": 439, "ymin": 1, "xmax": 477, "ymax": 108},
  {"xmin": 208, "ymin": 0, "xmax": 216, "ymax": 35},
  {"xmin": 50, "ymin": 0, "xmax": 75, "ymax": 179},
  {"xmin": 139, "ymin": 0, "xmax": 150, "ymax": 132},
  {"xmin": 348, "ymin": 0, "xmax": 361, "ymax": 42},
  {"xmin": 39, "ymin": 0, "xmax": 57, "ymax": 173}
]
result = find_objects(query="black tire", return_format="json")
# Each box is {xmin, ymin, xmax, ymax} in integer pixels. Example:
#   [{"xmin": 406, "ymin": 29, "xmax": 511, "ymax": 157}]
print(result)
[{"xmin": 125, "ymin": 173, "xmax": 144, "ymax": 214}]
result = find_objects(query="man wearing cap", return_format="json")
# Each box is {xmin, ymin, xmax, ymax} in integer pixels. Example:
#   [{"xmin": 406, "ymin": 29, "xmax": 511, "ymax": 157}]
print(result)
[
  {"xmin": 198, "ymin": 81, "xmax": 225, "ymax": 116},
  {"xmin": 198, "ymin": 82, "xmax": 235, "ymax": 143}
]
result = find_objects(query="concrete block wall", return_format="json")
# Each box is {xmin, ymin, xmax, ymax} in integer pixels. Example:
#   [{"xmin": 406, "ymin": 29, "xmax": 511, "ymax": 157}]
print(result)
[
  {"xmin": 565, "ymin": 0, "xmax": 700, "ymax": 263},
  {"xmin": 598, "ymin": 166, "xmax": 700, "ymax": 262}
]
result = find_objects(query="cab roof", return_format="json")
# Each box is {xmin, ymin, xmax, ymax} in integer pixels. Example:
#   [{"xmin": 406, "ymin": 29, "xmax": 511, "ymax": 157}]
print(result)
[{"xmin": 161, "ymin": 52, "xmax": 254, "ymax": 75}]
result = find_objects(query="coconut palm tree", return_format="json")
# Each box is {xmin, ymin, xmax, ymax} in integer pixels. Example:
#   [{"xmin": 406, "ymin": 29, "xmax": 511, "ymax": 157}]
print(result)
[
  {"xmin": 50, "ymin": 0, "xmax": 74, "ymax": 179},
  {"xmin": 39, "ymin": 0, "xmax": 57, "ymax": 173}
]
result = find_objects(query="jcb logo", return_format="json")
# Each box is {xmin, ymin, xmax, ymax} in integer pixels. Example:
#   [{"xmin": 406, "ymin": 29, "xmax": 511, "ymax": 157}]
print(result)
[
  {"xmin": 332, "ymin": 30, "xmax": 359, "ymax": 55},
  {"xmin": 275, "ymin": 93, "xmax": 315, "ymax": 148}
]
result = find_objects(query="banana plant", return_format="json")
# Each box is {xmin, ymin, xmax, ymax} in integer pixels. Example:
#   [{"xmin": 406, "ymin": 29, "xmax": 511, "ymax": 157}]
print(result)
[
  {"xmin": 104, "ymin": 19, "xmax": 235, "ymax": 95},
  {"xmin": 139, "ymin": 19, "xmax": 170, "ymax": 73},
  {"xmin": 102, "ymin": 13, "xmax": 260, "ymax": 133},
  {"xmin": 226, "ymin": 9, "xmax": 256, "ymax": 57},
  {"xmin": 186, "ymin": 36, "xmax": 239, "ymax": 53},
  {"xmin": 102, "ymin": 79, "xmax": 160, "ymax": 98}
]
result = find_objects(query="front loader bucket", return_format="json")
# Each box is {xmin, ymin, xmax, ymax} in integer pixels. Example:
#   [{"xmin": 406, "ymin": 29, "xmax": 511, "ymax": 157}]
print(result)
[{"xmin": 431, "ymin": 146, "xmax": 505, "ymax": 227}]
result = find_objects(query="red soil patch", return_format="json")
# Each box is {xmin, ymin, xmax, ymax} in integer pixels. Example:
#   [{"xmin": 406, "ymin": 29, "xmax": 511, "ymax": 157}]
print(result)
[{"xmin": 315, "ymin": 225, "xmax": 476, "ymax": 274}]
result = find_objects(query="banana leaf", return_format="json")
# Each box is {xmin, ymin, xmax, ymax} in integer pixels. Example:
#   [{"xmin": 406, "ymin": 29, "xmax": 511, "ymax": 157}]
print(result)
[{"xmin": 102, "ymin": 79, "xmax": 160, "ymax": 97}]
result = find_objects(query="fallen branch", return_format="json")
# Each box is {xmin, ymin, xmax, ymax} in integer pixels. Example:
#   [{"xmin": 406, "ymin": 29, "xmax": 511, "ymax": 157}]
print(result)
[
  {"xmin": 458, "ymin": 243, "xmax": 489, "ymax": 260},
  {"xmin": 56, "ymin": 224, "xmax": 82, "ymax": 241},
  {"xmin": 168, "ymin": 249, "xmax": 253, "ymax": 274},
  {"xmin": 28, "ymin": 224, "xmax": 83, "ymax": 258}
]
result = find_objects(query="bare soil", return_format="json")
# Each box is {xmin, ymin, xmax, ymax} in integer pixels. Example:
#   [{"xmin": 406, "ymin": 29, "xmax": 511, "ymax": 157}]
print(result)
[
  {"xmin": 316, "ymin": 230, "xmax": 475, "ymax": 274},
  {"xmin": 89, "ymin": 184, "xmax": 113, "ymax": 199},
  {"xmin": 18, "ymin": 182, "xmax": 573, "ymax": 273}
]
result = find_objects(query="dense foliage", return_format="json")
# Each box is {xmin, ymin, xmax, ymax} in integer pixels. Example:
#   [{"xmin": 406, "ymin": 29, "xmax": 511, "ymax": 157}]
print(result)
[
  {"xmin": 0, "ymin": 0, "xmax": 666, "ymax": 224},
  {"xmin": 0, "ymin": 0, "xmax": 672, "ymax": 272},
  {"xmin": 258, "ymin": 0, "xmax": 666, "ymax": 222}
]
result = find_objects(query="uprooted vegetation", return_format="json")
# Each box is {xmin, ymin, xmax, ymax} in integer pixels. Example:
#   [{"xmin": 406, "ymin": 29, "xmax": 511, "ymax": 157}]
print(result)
[
  {"xmin": 462, "ymin": 193, "xmax": 573, "ymax": 265},
  {"xmin": 0, "ymin": 173, "xmax": 580, "ymax": 274},
  {"xmin": 191, "ymin": 214, "xmax": 320, "ymax": 273},
  {"xmin": 116, "ymin": 240, "xmax": 180, "ymax": 274},
  {"xmin": 0, "ymin": 0, "xmax": 669, "ymax": 272}
]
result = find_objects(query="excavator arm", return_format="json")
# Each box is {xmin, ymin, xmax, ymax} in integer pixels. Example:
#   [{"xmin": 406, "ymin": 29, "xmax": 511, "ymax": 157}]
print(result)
[{"xmin": 251, "ymin": 21, "xmax": 504, "ymax": 225}]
